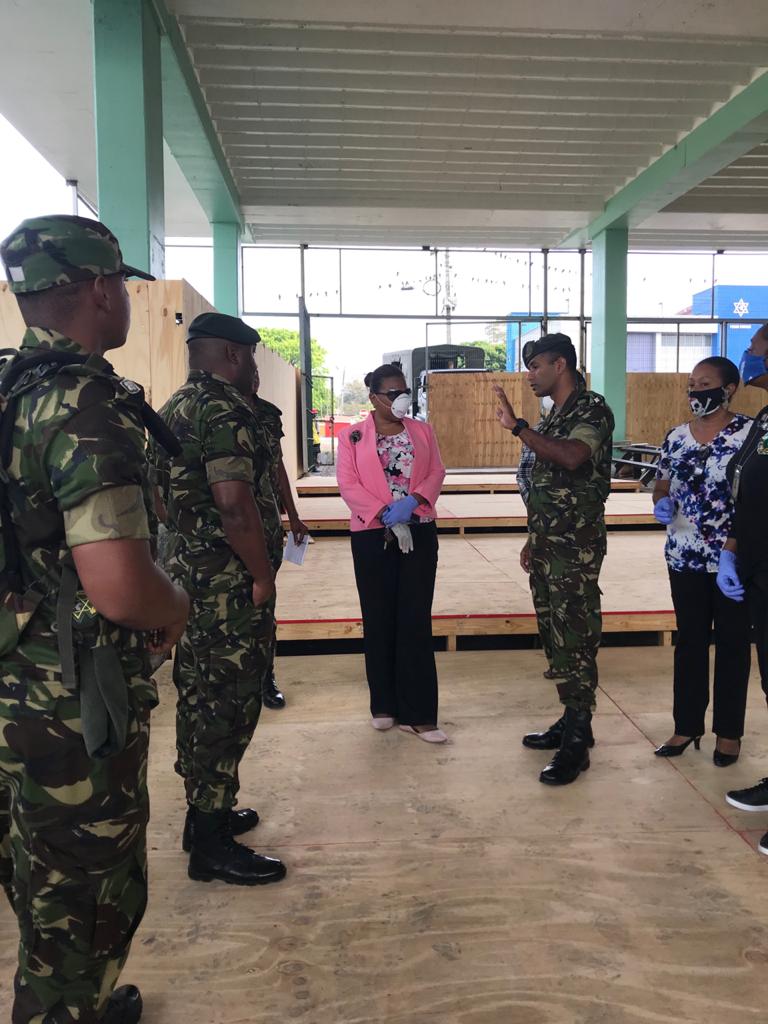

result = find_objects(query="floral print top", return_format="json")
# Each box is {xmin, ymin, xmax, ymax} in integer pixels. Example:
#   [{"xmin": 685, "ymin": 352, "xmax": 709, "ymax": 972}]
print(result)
[
  {"xmin": 657, "ymin": 414, "xmax": 752, "ymax": 573},
  {"xmin": 376, "ymin": 430, "xmax": 434, "ymax": 523}
]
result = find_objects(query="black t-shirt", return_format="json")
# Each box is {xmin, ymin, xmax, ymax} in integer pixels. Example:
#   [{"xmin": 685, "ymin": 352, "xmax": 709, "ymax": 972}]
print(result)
[{"xmin": 727, "ymin": 404, "xmax": 768, "ymax": 580}]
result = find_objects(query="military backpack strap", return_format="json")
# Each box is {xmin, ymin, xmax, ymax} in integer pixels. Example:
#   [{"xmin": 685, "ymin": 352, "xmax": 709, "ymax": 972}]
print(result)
[
  {"xmin": 56, "ymin": 562, "xmax": 80, "ymax": 691},
  {"xmin": 141, "ymin": 402, "xmax": 182, "ymax": 457}
]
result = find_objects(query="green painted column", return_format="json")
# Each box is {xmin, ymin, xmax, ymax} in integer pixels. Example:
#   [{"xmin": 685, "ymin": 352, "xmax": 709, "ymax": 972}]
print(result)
[
  {"xmin": 591, "ymin": 227, "xmax": 628, "ymax": 442},
  {"xmin": 212, "ymin": 221, "xmax": 240, "ymax": 315},
  {"xmin": 93, "ymin": 0, "xmax": 164, "ymax": 277}
]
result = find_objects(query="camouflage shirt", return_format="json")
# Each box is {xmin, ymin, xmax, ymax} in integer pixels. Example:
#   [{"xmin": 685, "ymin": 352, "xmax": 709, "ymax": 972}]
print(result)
[
  {"xmin": 527, "ymin": 381, "xmax": 614, "ymax": 541},
  {"xmin": 150, "ymin": 370, "xmax": 278, "ymax": 585},
  {"xmin": 251, "ymin": 395, "xmax": 283, "ymax": 498},
  {"xmin": 1, "ymin": 327, "xmax": 155, "ymax": 692},
  {"xmin": 250, "ymin": 395, "xmax": 284, "ymax": 567}
]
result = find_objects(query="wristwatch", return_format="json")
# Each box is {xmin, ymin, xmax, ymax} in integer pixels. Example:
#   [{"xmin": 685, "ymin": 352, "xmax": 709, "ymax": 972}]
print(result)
[{"xmin": 511, "ymin": 418, "xmax": 529, "ymax": 436}]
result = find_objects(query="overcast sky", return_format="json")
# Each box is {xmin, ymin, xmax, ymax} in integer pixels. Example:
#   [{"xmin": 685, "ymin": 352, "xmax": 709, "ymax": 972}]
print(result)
[{"xmin": 2, "ymin": 112, "xmax": 765, "ymax": 386}]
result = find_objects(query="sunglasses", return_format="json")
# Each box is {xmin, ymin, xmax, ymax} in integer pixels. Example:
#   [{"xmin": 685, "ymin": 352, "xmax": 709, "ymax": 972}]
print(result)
[{"xmin": 375, "ymin": 388, "xmax": 411, "ymax": 400}]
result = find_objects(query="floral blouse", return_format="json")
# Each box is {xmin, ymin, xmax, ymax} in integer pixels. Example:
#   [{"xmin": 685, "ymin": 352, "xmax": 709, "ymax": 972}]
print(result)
[
  {"xmin": 376, "ymin": 430, "xmax": 434, "ymax": 523},
  {"xmin": 657, "ymin": 414, "xmax": 752, "ymax": 573}
]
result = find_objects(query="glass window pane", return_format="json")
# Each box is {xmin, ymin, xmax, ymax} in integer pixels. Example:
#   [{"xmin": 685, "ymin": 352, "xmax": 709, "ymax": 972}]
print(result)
[
  {"xmin": 303, "ymin": 247, "xmax": 341, "ymax": 314},
  {"xmin": 626, "ymin": 252, "xmax": 713, "ymax": 318},
  {"xmin": 436, "ymin": 250, "xmax": 534, "ymax": 318},
  {"xmin": 546, "ymin": 252, "xmax": 582, "ymax": 318},
  {"xmin": 165, "ymin": 239, "xmax": 213, "ymax": 306},
  {"xmin": 242, "ymin": 247, "xmax": 301, "ymax": 313},
  {"xmin": 340, "ymin": 248, "xmax": 437, "ymax": 316}
]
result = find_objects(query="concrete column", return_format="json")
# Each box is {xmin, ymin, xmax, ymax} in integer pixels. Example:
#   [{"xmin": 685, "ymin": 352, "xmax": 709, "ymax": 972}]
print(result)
[
  {"xmin": 591, "ymin": 228, "xmax": 628, "ymax": 441},
  {"xmin": 212, "ymin": 221, "xmax": 240, "ymax": 315},
  {"xmin": 93, "ymin": 0, "xmax": 164, "ymax": 278}
]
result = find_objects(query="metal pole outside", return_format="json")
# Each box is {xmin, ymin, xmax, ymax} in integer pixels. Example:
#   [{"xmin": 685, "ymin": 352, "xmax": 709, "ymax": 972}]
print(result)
[
  {"xmin": 579, "ymin": 247, "xmax": 587, "ymax": 372},
  {"xmin": 65, "ymin": 179, "xmax": 78, "ymax": 216}
]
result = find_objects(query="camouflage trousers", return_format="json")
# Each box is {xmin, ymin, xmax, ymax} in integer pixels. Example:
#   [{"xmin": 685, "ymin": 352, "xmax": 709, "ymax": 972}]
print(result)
[
  {"xmin": 528, "ymin": 531, "xmax": 606, "ymax": 712},
  {"xmin": 0, "ymin": 678, "xmax": 150, "ymax": 1023},
  {"xmin": 171, "ymin": 577, "xmax": 274, "ymax": 813}
]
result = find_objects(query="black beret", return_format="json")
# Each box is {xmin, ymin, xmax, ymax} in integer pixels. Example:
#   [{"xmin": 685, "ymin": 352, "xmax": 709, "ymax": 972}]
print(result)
[
  {"xmin": 522, "ymin": 332, "xmax": 577, "ymax": 369},
  {"xmin": 187, "ymin": 312, "xmax": 261, "ymax": 347}
]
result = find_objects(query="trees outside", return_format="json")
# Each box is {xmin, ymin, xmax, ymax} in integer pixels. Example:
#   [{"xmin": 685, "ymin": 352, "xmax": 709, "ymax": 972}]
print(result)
[
  {"xmin": 463, "ymin": 339, "xmax": 507, "ymax": 371},
  {"xmin": 339, "ymin": 379, "xmax": 370, "ymax": 416},
  {"xmin": 256, "ymin": 326, "xmax": 332, "ymax": 412}
]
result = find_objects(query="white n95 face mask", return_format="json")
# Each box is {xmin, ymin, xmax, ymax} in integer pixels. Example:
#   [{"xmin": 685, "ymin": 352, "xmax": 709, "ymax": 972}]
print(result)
[{"xmin": 390, "ymin": 393, "xmax": 412, "ymax": 419}]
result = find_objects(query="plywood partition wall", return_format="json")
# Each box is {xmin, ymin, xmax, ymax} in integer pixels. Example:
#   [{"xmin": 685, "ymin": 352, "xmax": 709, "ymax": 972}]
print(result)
[
  {"xmin": 0, "ymin": 280, "xmax": 302, "ymax": 480},
  {"xmin": 428, "ymin": 372, "xmax": 542, "ymax": 468},
  {"xmin": 427, "ymin": 369, "xmax": 768, "ymax": 469},
  {"xmin": 626, "ymin": 373, "xmax": 766, "ymax": 445}
]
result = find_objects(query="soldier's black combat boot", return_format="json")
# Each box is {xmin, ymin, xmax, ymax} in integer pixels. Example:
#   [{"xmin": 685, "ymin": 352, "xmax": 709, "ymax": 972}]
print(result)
[
  {"xmin": 523, "ymin": 712, "xmax": 595, "ymax": 751},
  {"xmin": 182, "ymin": 804, "xmax": 260, "ymax": 852},
  {"xmin": 188, "ymin": 810, "xmax": 287, "ymax": 886},
  {"xmin": 100, "ymin": 985, "xmax": 142, "ymax": 1023},
  {"xmin": 539, "ymin": 708, "xmax": 593, "ymax": 786},
  {"xmin": 262, "ymin": 672, "xmax": 286, "ymax": 709}
]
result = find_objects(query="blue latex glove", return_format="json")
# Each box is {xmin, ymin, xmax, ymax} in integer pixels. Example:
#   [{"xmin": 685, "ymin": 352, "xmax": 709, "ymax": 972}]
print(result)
[
  {"xmin": 716, "ymin": 549, "xmax": 745, "ymax": 602},
  {"xmin": 381, "ymin": 494, "xmax": 419, "ymax": 526},
  {"xmin": 653, "ymin": 496, "xmax": 675, "ymax": 525}
]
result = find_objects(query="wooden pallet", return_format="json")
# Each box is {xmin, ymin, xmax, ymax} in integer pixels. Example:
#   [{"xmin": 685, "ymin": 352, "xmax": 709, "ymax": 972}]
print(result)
[
  {"xmin": 286, "ymin": 491, "xmax": 658, "ymax": 533},
  {"xmin": 296, "ymin": 475, "xmax": 643, "ymax": 498},
  {"xmin": 277, "ymin": 609, "xmax": 677, "ymax": 649},
  {"xmin": 275, "ymin": 533, "xmax": 676, "ymax": 649}
]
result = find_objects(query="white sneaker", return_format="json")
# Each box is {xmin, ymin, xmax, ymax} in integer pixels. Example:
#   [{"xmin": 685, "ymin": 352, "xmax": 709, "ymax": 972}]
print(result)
[{"xmin": 371, "ymin": 716, "xmax": 396, "ymax": 731}]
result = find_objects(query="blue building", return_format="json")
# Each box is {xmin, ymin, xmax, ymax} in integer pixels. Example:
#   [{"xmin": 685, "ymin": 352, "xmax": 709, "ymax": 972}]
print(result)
[
  {"xmin": 505, "ymin": 313, "xmax": 565, "ymax": 370},
  {"xmin": 691, "ymin": 285, "xmax": 768, "ymax": 364}
]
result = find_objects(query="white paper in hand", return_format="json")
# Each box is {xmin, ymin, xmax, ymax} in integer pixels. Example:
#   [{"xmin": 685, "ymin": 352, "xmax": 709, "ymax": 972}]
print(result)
[{"xmin": 284, "ymin": 530, "xmax": 310, "ymax": 566}]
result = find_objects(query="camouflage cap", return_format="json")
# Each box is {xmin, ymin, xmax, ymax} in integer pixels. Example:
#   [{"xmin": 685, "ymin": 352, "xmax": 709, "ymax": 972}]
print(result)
[
  {"xmin": 522, "ymin": 332, "xmax": 577, "ymax": 369},
  {"xmin": 0, "ymin": 214, "xmax": 155, "ymax": 294},
  {"xmin": 187, "ymin": 312, "xmax": 261, "ymax": 347}
]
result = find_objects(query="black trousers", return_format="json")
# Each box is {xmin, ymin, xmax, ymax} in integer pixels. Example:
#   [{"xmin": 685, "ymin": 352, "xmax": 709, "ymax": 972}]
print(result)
[
  {"xmin": 351, "ymin": 523, "xmax": 439, "ymax": 726},
  {"xmin": 746, "ymin": 570, "xmax": 768, "ymax": 702},
  {"xmin": 668, "ymin": 569, "xmax": 752, "ymax": 739}
]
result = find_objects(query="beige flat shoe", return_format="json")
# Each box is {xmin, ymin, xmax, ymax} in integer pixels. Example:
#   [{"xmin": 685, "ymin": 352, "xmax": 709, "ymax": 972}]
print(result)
[
  {"xmin": 371, "ymin": 716, "xmax": 396, "ymax": 731},
  {"xmin": 399, "ymin": 725, "xmax": 448, "ymax": 744}
]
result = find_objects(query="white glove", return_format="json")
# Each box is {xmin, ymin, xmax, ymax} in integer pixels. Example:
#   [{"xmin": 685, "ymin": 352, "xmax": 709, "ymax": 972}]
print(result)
[{"xmin": 391, "ymin": 522, "xmax": 414, "ymax": 554}]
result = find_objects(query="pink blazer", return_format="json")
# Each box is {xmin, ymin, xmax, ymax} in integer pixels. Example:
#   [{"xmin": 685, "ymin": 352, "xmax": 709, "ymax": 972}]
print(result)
[{"xmin": 337, "ymin": 413, "xmax": 446, "ymax": 532}]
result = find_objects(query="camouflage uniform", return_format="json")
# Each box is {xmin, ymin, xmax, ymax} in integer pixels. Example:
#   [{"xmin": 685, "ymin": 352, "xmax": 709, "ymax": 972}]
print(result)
[
  {"xmin": 251, "ymin": 396, "xmax": 285, "ymax": 685},
  {"xmin": 251, "ymin": 395, "xmax": 285, "ymax": 575},
  {"xmin": 526, "ymin": 381, "xmax": 614, "ymax": 712},
  {"xmin": 0, "ymin": 329, "xmax": 157, "ymax": 1024},
  {"xmin": 150, "ymin": 372, "xmax": 276, "ymax": 813}
]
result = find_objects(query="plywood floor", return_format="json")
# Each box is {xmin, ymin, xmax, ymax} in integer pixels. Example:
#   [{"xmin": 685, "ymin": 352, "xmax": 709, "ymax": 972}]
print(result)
[
  {"xmin": 290, "ymin": 492, "xmax": 656, "ymax": 530},
  {"xmin": 3, "ymin": 649, "xmax": 768, "ymax": 1023},
  {"xmin": 296, "ymin": 474, "xmax": 642, "ymax": 497},
  {"xmin": 276, "ymin": 531, "xmax": 672, "ymax": 623}
]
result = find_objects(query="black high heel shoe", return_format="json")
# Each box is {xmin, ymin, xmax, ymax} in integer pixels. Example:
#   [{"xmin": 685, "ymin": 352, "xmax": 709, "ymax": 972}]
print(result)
[
  {"xmin": 713, "ymin": 739, "xmax": 741, "ymax": 767},
  {"xmin": 654, "ymin": 736, "xmax": 701, "ymax": 758}
]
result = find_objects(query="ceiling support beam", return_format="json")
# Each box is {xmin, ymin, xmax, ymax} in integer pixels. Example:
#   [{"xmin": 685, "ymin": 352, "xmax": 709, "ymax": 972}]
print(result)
[
  {"xmin": 591, "ymin": 228, "xmax": 628, "ymax": 444},
  {"xmin": 565, "ymin": 70, "xmax": 768, "ymax": 247},
  {"xmin": 93, "ymin": 0, "xmax": 165, "ymax": 277},
  {"xmin": 213, "ymin": 221, "xmax": 240, "ymax": 315},
  {"xmin": 153, "ymin": 0, "xmax": 243, "ymax": 230}
]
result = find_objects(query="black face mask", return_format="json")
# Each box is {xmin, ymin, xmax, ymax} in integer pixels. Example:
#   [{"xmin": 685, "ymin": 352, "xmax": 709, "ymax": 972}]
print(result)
[{"xmin": 689, "ymin": 386, "xmax": 727, "ymax": 418}]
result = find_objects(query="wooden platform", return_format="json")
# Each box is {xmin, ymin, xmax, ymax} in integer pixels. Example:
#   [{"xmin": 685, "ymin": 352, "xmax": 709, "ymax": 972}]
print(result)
[
  {"xmin": 4, "ymin": 648, "xmax": 766, "ymax": 1023},
  {"xmin": 287, "ymin": 491, "xmax": 658, "ymax": 533},
  {"xmin": 277, "ymin": 531, "xmax": 675, "ymax": 646},
  {"xmin": 297, "ymin": 472, "xmax": 643, "ymax": 497}
]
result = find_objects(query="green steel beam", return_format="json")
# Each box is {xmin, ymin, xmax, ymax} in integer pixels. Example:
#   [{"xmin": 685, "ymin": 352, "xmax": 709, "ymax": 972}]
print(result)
[
  {"xmin": 213, "ymin": 221, "xmax": 240, "ymax": 315},
  {"xmin": 93, "ymin": 0, "xmax": 165, "ymax": 277},
  {"xmin": 565, "ymin": 70, "xmax": 768, "ymax": 246},
  {"xmin": 591, "ymin": 228, "xmax": 628, "ymax": 444},
  {"xmin": 152, "ymin": 1, "xmax": 243, "ymax": 229}
]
